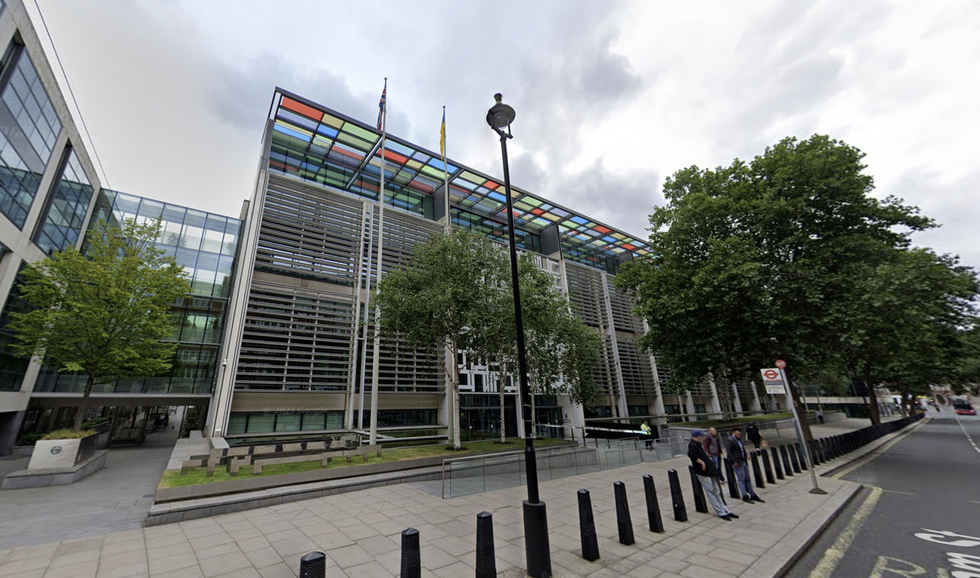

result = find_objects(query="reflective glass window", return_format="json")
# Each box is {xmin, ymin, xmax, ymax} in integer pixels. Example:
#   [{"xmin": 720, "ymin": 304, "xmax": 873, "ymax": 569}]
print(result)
[
  {"xmin": 34, "ymin": 149, "xmax": 94, "ymax": 255},
  {"xmin": 0, "ymin": 47, "xmax": 63, "ymax": 228}
]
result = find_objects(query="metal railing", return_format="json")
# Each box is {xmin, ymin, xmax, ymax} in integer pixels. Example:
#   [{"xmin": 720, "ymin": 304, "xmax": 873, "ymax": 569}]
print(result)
[{"xmin": 440, "ymin": 435, "xmax": 689, "ymax": 499}]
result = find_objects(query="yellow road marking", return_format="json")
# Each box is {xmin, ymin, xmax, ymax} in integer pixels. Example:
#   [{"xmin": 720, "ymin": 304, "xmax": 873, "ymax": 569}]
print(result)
[
  {"xmin": 830, "ymin": 418, "xmax": 930, "ymax": 480},
  {"xmin": 807, "ymin": 486, "xmax": 884, "ymax": 578}
]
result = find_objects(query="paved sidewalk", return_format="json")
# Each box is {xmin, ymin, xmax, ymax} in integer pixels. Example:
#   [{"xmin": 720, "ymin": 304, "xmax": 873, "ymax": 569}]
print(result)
[
  {"xmin": 0, "ymin": 410, "xmax": 185, "ymax": 550},
  {"xmin": 0, "ymin": 445, "xmax": 860, "ymax": 578}
]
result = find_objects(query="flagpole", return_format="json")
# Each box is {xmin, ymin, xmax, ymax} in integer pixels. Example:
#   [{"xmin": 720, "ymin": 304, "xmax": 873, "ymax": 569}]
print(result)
[
  {"xmin": 369, "ymin": 78, "xmax": 387, "ymax": 447},
  {"xmin": 443, "ymin": 105, "xmax": 450, "ymax": 233}
]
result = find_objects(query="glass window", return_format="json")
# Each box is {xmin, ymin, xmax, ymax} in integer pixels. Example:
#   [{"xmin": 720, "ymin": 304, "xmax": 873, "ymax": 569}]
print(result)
[
  {"xmin": 300, "ymin": 412, "xmax": 326, "ymax": 431},
  {"xmin": 34, "ymin": 149, "xmax": 94, "ymax": 255},
  {"xmin": 246, "ymin": 413, "xmax": 275, "ymax": 433},
  {"xmin": 227, "ymin": 413, "xmax": 247, "ymax": 435},
  {"xmin": 0, "ymin": 47, "xmax": 63, "ymax": 228},
  {"xmin": 275, "ymin": 413, "xmax": 301, "ymax": 432},
  {"xmin": 180, "ymin": 209, "xmax": 207, "ymax": 252},
  {"xmin": 201, "ymin": 214, "xmax": 226, "ymax": 253}
]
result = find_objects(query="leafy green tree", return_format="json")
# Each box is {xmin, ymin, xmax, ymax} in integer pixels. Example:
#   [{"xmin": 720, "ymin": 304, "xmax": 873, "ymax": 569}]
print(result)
[
  {"xmin": 616, "ymin": 135, "xmax": 932, "ymax": 440},
  {"xmin": 839, "ymin": 248, "xmax": 978, "ymax": 422},
  {"xmin": 471, "ymin": 253, "xmax": 604, "ymax": 441},
  {"xmin": 11, "ymin": 219, "xmax": 191, "ymax": 431},
  {"xmin": 372, "ymin": 229, "xmax": 509, "ymax": 449}
]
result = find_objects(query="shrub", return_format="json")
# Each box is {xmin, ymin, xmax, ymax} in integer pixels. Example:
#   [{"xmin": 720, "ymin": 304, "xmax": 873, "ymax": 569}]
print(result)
[
  {"xmin": 42, "ymin": 429, "xmax": 96, "ymax": 440},
  {"xmin": 16, "ymin": 432, "xmax": 45, "ymax": 446},
  {"xmin": 81, "ymin": 417, "xmax": 111, "ymax": 429}
]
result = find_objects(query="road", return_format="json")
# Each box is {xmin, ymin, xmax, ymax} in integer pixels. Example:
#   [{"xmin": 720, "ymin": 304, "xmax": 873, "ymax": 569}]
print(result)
[{"xmin": 786, "ymin": 410, "xmax": 980, "ymax": 577}]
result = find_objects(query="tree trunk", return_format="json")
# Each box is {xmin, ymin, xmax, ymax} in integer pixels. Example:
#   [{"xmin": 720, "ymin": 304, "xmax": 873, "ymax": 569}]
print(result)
[
  {"xmin": 784, "ymin": 366, "xmax": 814, "ymax": 443},
  {"xmin": 450, "ymin": 339, "xmax": 461, "ymax": 450},
  {"xmin": 73, "ymin": 375, "xmax": 96, "ymax": 431},
  {"xmin": 530, "ymin": 383, "xmax": 537, "ymax": 439},
  {"xmin": 862, "ymin": 365, "xmax": 882, "ymax": 426},
  {"xmin": 499, "ymin": 359, "xmax": 507, "ymax": 444}
]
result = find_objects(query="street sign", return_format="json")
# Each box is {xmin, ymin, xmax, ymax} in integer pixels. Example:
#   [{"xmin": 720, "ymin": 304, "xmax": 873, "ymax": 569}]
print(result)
[
  {"xmin": 775, "ymin": 359, "xmax": 787, "ymax": 369},
  {"xmin": 761, "ymin": 368, "xmax": 786, "ymax": 394}
]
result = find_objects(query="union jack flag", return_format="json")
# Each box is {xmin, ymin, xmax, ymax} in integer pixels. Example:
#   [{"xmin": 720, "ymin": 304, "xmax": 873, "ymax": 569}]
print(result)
[{"xmin": 377, "ymin": 79, "xmax": 386, "ymax": 130}]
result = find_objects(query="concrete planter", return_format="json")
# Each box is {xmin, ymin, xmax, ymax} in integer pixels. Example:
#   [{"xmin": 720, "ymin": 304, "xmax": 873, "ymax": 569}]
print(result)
[{"xmin": 1, "ymin": 430, "xmax": 110, "ymax": 490}]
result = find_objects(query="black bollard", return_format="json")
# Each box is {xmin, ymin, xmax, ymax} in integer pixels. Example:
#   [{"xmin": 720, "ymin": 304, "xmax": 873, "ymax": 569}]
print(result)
[
  {"xmin": 796, "ymin": 443, "xmax": 809, "ymax": 470},
  {"xmin": 724, "ymin": 459, "xmax": 739, "ymax": 499},
  {"xmin": 642, "ymin": 475, "xmax": 664, "ymax": 533},
  {"xmin": 788, "ymin": 444, "xmax": 802, "ymax": 473},
  {"xmin": 750, "ymin": 451, "xmax": 765, "ymax": 489},
  {"xmin": 614, "ymin": 481, "xmax": 635, "ymax": 546},
  {"xmin": 577, "ymin": 490, "xmax": 600, "ymax": 561},
  {"xmin": 667, "ymin": 469, "xmax": 688, "ymax": 522},
  {"xmin": 780, "ymin": 445, "xmax": 794, "ymax": 476},
  {"xmin": 298, "ymin": 552, "xmax": 326, "ymax": 578},
  {"xmin": 476, "ymin": 512, "xmax": 497, "ymax": 578},
  {"xmin": 810, "ymin": 441, "xmax": 822, "ymax": 466},
  {"xmin": 761, "ymin": 448, "xmax": 776, "ymax": 484},
  {"xmin": 688, "ymin": 466, "xmax": 709, "ymax": 514},
  {"xmin": 772, "ymin": 447, "xmax": 785, "ymax": 479},
  {"xmin": 400, "ymin": 528, "xmax": 421, "ymax": 578}
]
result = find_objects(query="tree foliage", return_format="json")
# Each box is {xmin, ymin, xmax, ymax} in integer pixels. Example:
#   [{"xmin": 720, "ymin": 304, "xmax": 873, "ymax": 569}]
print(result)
[
  {"xmin": 841, "ymin": 247, "xmax": 978, "ymax": 417},
  {"xmin": 616, "ymin": 135, "xmax": 936, "ymax": 432},
  {"xmin": 374, "ymin": 229, "xmax": 603, "ymax": 447},
  {"xmin": 11, "ymin": 219, "xmax": 191, "ymax": 430}
]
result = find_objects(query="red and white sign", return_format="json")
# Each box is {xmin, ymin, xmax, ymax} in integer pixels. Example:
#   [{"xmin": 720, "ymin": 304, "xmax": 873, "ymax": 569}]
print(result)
[
  {"xmin": 761, "ymin": 368, "xmax": 786, "ymax": 394},
  {"xmin": 775, "ymin": 359, "xmax": 787, "ymax": 369}
]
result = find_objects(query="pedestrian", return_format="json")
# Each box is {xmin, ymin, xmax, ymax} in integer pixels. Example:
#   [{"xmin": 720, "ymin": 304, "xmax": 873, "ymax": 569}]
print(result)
[
  {"xmin": 726, "ymin": 428, "xmax": 765, "ymax": 504},
  {"xmin": 688, "ymin": 430, "xmax": 739, "ymax": 521},
  {"xmin": 746, "ymin": 422, "xmax": 763, "ymax": 450},
  {"xmin": 703, "ymin": 427, "xmax": 725, "ymax": 482},
  {"xmin": 640, "ymin": 420, "xmax": 653, "ymax": 449}
]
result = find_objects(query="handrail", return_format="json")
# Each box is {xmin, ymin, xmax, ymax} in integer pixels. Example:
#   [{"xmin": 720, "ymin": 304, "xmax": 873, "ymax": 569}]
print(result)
[{"xmin": 441, "ymin": 444, "xmax": 583, "ymax": 467}]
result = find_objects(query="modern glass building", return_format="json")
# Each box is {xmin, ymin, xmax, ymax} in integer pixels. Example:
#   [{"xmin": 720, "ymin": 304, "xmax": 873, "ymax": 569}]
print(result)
[
  {"xmin": 208, "ymin": 89, "xmax": 772, "ymax": 444},
  {"xmin": 0, "ymin": 0, "xmax": 109, "ymax": 453}
]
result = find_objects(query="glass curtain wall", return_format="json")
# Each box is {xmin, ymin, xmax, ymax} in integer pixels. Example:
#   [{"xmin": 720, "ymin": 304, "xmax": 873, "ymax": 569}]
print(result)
[{"xmin": 33, "ymin": 190, "xmax": 241, "ymax": 394}]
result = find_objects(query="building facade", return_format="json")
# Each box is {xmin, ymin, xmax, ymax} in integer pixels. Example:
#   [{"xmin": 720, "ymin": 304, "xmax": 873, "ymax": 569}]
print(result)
[
  {"xmin": 0, "ymin": 0, "xmax": 109, "ymax": 452},
  {"xmin": 207, "ymin": 89, "xmax": 774, "ymax": 444}
]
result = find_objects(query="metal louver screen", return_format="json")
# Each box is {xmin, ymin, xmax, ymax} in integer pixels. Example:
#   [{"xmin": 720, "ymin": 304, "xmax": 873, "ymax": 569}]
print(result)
[
  {"xmin": 256, "ymin": 175, "xmax": 363, "ymax": 285},
  {"xmin": 236, "ymin": 281, "xmax": 355, "ymax": 391}
]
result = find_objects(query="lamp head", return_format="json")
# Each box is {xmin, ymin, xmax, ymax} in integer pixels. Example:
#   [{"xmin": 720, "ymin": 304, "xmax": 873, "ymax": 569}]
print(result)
[{"xmin": 486, "ymin": 93, "xmax": 516, "ymax": 133}]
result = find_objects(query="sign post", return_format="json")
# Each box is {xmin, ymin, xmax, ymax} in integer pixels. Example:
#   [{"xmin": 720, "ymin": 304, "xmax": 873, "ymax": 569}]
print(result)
[{"xmin": 775, "ymin": 360, "xmax": 826, "ymax": 495}]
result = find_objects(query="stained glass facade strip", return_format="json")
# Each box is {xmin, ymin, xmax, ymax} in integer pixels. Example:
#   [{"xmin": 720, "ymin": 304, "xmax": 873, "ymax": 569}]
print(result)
[{"xmin": 268, "ymin": 89, "xmax": 649, "ymax": 272}]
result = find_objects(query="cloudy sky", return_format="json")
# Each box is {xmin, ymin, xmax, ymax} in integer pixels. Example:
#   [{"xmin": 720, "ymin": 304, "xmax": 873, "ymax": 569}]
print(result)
[{"xmin": 29, "ymin": 0, "xmax": 980, "ymax": 269}]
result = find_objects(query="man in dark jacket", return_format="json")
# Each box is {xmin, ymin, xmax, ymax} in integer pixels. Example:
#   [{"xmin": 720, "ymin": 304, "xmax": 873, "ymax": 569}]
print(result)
[
  {"xmin": 688, "ymin": 430, "xmax": 738, "ymax": 521},
  {"xmin": 746, "ymin": 423, "xmax": 763, "ymax": 450},
  {"xmin": 703, "ymin": 427, "xmax": 725, "ymax": 482},
  {"xmin": 727, "ymin": 428, "xmax": 765, "ymax": 504}
]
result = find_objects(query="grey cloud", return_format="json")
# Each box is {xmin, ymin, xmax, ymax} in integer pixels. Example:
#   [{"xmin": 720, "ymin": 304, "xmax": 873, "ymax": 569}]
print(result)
[
  {"xmin": 894, "ymin": 168, "xmax": 980, "ymax": 271},
  {"xmin": 207, "ymin": 55, "xmax": 411, "ymax": 136}
]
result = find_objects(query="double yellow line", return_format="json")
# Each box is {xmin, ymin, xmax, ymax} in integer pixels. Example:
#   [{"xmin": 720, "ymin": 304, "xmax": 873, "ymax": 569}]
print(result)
[{"xmin": 807, "ymin": 418, "xmax": 930, "ymax": 578}]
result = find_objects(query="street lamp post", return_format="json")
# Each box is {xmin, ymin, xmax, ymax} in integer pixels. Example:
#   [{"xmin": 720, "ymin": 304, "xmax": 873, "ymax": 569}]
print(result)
[{"xmin": 487, "ymin": 93, "xmax": 552, "ymax": 578}]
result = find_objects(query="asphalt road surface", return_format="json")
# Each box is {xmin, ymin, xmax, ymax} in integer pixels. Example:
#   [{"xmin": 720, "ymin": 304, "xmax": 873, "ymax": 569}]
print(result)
[{"xmin": 786, "ymin": 411, "xmax": 980, "ymax": 578}]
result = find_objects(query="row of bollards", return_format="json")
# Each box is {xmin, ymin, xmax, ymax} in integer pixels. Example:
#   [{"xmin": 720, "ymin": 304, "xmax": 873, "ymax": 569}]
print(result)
[{"xmin": 295, "ymin": 414, "xmax": 925, "ymax": 577}]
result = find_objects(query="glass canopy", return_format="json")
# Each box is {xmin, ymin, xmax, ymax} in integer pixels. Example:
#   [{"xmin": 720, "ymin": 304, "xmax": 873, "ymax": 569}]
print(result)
[{"xmin": 267, "ymin": 88, "xmax": 651, "ymax": 270}]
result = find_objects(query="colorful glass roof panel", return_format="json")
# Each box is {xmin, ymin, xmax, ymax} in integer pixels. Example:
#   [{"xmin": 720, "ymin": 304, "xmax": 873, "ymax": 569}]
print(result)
[{"xmin": 268, "ymin": 88, "xmax": 651, "ymax": 267}]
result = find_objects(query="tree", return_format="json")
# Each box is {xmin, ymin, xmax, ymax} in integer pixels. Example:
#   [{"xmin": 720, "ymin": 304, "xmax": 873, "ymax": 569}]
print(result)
[
  {"xmin": 839, "ymin": 248, "xmax": 978, "ymax": 423},
  {"xmin": 10, "ymin": 219, "xmax": 191, "ymax": 431},
  {"xmin": 470, "ymin": 253, "xmax": 604, "ymax": 441},
  {"xmin": 372, "ymin": 229, "xmax": 509, "ymax": 450},
  {"xmin": 616, "ymin": 135, "xmax": 932, "ymax": 439}
]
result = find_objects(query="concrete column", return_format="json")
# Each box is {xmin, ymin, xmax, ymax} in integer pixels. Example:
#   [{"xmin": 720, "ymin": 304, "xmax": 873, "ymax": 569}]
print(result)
[
  {"xmin": 732, "ymin": 383, "xmax": 744, "ymax": 415},
  {"xmin": 708, "ymin": 377, "xmax": 722, "ymax": 419},
  {"xmin": 600, "ymin": 273, "xmax": 628, "ymax": 420},
  {"xmin": 685, "ymin": 391, "xmax": 696, "ymax": 422},
  {"xmin": 750, "ymin": 381, "xmax": 763, "ymax": 412}
]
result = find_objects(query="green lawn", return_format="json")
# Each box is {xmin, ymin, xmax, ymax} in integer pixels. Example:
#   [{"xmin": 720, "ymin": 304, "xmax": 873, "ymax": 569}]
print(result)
[{"xmin": 159, "ymin": 437, "xmax": 569, "ymax": 489}]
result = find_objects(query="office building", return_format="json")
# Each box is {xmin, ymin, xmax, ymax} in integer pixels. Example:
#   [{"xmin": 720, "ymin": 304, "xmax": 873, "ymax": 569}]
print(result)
[{"xmin": 208, "ymin": 89, "xmax": 772, "ymax": 444}]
